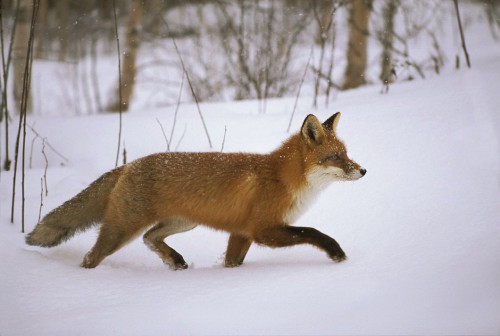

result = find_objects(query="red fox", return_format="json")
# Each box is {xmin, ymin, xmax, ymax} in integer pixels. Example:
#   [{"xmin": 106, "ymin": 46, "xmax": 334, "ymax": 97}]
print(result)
[{"xmin": 26, "ymin": 112, "xmax": 366, "ymax": 269}]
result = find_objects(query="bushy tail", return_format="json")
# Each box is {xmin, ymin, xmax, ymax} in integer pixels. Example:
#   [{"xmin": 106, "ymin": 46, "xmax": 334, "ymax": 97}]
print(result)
[{"xmin": 26, "ymin": 166, "xmax": 124, "ymax": 247}]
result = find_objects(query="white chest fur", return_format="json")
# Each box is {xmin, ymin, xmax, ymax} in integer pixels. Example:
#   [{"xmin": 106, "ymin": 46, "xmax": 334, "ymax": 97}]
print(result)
[{"xmin": 283, "ymin": 167, "xmax": 336, "ymax": 224}]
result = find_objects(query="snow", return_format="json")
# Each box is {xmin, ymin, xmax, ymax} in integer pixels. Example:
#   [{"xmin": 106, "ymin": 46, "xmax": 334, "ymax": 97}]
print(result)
[{"xmin": 2, "ymin": 12, "xmax": 500, "ymax": 336}]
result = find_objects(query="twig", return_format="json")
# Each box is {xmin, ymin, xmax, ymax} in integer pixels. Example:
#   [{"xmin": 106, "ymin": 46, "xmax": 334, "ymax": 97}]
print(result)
[
  {"xmin": 122, "ymin": 141, "xmax": 127, "ymax": 165},
  {"xmin": 22, "ymin": 107, "xmax": 27, "ymax": 231},
  {"xmin": 287, "ymin": 47, "xmax": 313, "ymax": 133},
  {"xmin": 112, "ymin": 0, "xmax": 123, "ymax": 167},
  {"xmin": 161, "ymin": 16, "xmax": 212, "ymax": 149},
  {"xmin": 453, "ymin": 0, "xmax": 471, "ymax": 68},
  {"xmin": 156, "ymin": 118, "xmax": 171, "ymax": 152},
  {"xmin": 169, "ymin": 73, "xmax": 184, "ymax": 150},
  {"xmin": 37, "ymin": 177, "xmax": 43, "ymax": 223},
  {"xmin": 221, "ymin": 126, "xmax": 227, "ymax": 153},
  {"xmin": 310, "ymin": 66, "xmax": 342, "ymax": 90},
  {"xmin": 29, "ymin": 126, "xmax": 39, "ymax": 169},
  {"xmin": 41, "ymin": 138, "xmax": 48, "ymax": 196},
  {"xmin": 23, "ymin": 0, "xmax": 40, "ymax": 232},
  {"xmin": 28, "ymin": 124, "xmax": 69, "ymax": 163},
  {"xmin": 12, "ymin": 115, "xmax": 24, "ymax": 222}
]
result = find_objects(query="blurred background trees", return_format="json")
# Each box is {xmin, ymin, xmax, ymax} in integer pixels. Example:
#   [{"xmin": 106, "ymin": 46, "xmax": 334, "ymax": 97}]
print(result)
[
  {"xmin": 0, "ymin": 0, "xmax": 499, "ymax": 117},
  {"xmin": 341, "ymin": 0, "xmax": 372, "ymax": 90}
]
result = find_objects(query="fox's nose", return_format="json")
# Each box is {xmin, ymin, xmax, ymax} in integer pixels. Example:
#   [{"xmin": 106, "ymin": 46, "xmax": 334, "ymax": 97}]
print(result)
[{"xmin": 360, "ymin": 168, "xmax": 367, "ymax": 176}]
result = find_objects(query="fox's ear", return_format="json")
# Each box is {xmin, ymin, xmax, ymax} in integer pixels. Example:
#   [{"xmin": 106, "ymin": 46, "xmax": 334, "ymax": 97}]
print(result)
[
  {"xmin": 323, "ymin": 112, "xmax": 341, "ymax": 133},
  {"xmin": 301, "ymin": 114, "xmax": 325, "ymax": 147}
]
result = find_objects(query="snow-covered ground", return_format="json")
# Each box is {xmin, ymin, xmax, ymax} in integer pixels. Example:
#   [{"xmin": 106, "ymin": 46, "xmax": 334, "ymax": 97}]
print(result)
[{"xmin": 1, "ymin": 12, "xmax": 500, "ymax": 336}]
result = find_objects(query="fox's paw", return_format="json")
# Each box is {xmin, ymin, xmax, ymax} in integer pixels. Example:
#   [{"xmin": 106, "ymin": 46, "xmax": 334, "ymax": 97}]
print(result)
[
  {"xmin": 80, "ymin": 253, "xmax": 99, "ymax": 269},
  {"xmin": 327, "ymin": 246, "xmax": 347, "ymax": 263},
  {"xmin": 224, "ymin": 260, "xmax": 243, "ymax": 268},
  {"xmin": 323, "ymin": 238, "xmax": 347, "ymax": 263},
  {"xmin": 330, "ymin": 253, "xmax": 347, "ymax": 263},
  {"xmin": 169, "ymin": 261, "xmax": 189, "ymax": 271},
  {"xmin": 166, "ymin": 253, "xmax": 189, "ymax": 270}
]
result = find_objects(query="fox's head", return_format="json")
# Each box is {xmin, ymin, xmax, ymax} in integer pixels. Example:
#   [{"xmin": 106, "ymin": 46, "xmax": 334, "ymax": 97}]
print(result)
[{"xmin": 300, "ymin": 112, "xmax": 366, "ymax": 182}]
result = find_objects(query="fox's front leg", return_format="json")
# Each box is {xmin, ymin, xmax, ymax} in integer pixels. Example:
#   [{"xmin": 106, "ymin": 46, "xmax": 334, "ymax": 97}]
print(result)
[
  {"xmin": 224, "ymin": 234, "xmax": 252, "ymax": 267},
  {"xmin": 254, "ymin": 226, "xmax": 346, "ymax": 262}
]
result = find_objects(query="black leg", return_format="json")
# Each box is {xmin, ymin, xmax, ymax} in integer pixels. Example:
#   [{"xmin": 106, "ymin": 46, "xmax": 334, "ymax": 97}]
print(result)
[{"xmin": 254, "ymin": 226, "xmax": 346, "ymax": 262}]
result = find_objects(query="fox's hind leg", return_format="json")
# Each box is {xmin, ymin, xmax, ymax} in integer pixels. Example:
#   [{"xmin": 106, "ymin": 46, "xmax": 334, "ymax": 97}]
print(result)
[
  {"xmin": 80, "ymin": 221, "xmax": 144, "ymax": 269},
  {"xmin": 143, "ymin": 217, "xmax": 197, "ymax": 270}
]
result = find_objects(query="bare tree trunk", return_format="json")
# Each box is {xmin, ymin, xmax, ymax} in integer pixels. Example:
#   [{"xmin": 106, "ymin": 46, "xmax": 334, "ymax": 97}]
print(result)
[
  {"xmin": 35, "ymin": 0, "xmax": 47, "ymax": 59},
  {"xmin": 483, "ymin": 0, "xmax": 500, "ymax": 40},
  {"xmin": 312, "ymin": 0, "xmax": 339, "ymax": 108},
  {"xmin": 12, "ymin": 0, "xmax": 32, "ymax": 114},
  {"xmin": 56, "ymin": 0, "xmax": 69, "ymax": 62},
  {"xmin": 1, "ymin": 0, "xmax": 20, "ymax": 171},
  {"xmin": 90, "ymin": 36, "xmax": 102, "ymax": 112},
  {"xmin": 325, "ymin": 13, "xmax": 337, "ymax": 106},
  {"xmin": 147, "ymin": 0, "xmax": 165, "ymax": 38},
  {"xmin": 315, "ymin": 0, "xmax": 333, "ymax": 44},
  {"xmin": 108, "ymin": 0, "xmax": 144, "ymax": 112},
  {"xmin": 342, "ymin": 0, "xmax": 372, "ymax": 90},
  {"xmin": 379, "ymin": 0, "xmax": 398, "ymax": 86}
]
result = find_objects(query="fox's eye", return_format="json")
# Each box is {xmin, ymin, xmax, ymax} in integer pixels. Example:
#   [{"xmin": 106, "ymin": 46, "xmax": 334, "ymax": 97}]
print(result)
[
  {"xmin": 331, "ymin": 154, "xmax": 341, "ymax": 161},
  {"xmin": 319, "ymin": 154, "xmax": 341, "ymax": 164}
]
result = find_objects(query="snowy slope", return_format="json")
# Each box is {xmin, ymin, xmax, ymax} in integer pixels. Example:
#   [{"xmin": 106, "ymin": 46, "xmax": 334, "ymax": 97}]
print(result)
[{"xmin": 2, "ymin": 25, "xmax": 500, "ymax": 336}]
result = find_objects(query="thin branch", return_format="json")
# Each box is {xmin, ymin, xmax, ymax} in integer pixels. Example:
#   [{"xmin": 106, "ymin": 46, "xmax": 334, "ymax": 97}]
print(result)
[
  {"xmin": 310, "ymin": 65, "xmax": 342, "ymax": 90},
  {"xmin": 37, "ymin": 177, "xmax": 43, "ymax": 223},
  {"xmin": 169, "ymin": 73, "xmax": 184, "ymax": 150},
  {"xmin": 453, "ymin": 0, "xmax": 471, "ymax": 68},
  {"xmin": 161, "ymin": 15, "xmax": 212, "ymax": 149},
  {"xmin": 122, "ymin": 141, "xmax": 127, "ymax": 165},
  {"xmin": 29, "ymin": 128, "xmax": 38, "ymax": 169},
  {"xmin": 156, "ymin": 118, "xmax": 170, "ymax": 152},
  {"xmin": 11, "ymin": 113, "xmax": 22, "ymax": 223},
  {"xmin": 28, "ymin": 124, "xmax": 69, "ymax": 162},
  {"xmin": 11, "ymin": 0, "xmax": 40, "ymax": 227},
  {"xmin": 221, "ymin": 125, "xmax": 227, "ymax": 153},
  {"xmin": 12, "ymin": 0, "xmax": 40, "ymax": 231},
  {"xmin": 287, "ymin": 47, "xmax": 313, "ymax": 133},
  {"xmin": 28, "ymin": 119, "xmax": 37, "ymax": 167},
  {"xmin": 41, "ymin": 138, "xmax": 48, "ymax": 196},
  {"xmin": 112, "ymin": 0, "xmax": 123, "ymax": 167},
  {"xmin": 23, "ymin": 0, "xmax": 40, "ymax": 232}
]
